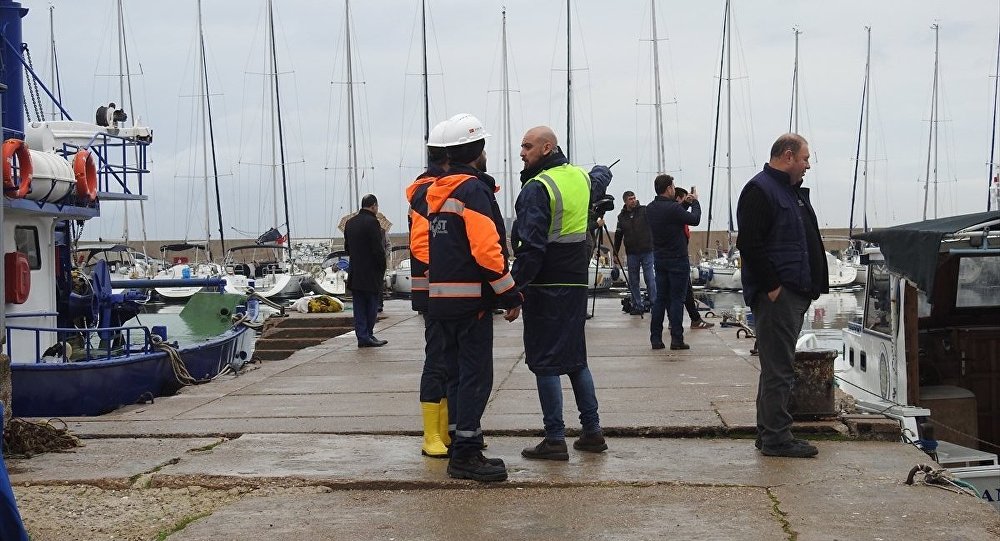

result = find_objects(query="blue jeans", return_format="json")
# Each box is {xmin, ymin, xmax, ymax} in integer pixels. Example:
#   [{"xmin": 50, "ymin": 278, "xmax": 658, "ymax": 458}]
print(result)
[
  {"xmin": 351, "ymin": 289, "xmax": 379, "ymax": 341},
  {"xmin": 535, "ymin": 367, "xmax": 601, "ymax": 440},
  {"xmin": 626, "ymin": 252, "xmax": 656, "ymax": 309},
  {"xmin": 650, "ymin": 258, "xmax": 690, "ymax": 345}
]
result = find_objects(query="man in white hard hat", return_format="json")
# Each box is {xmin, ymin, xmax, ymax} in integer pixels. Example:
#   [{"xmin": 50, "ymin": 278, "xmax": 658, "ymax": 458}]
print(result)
[
  {"xmin": 407, "ymin": 119, "xmax": 452, "ymax": 458},
  {"xmin": 426, "ymin": 113, "xmax": 521, "ymax": 482}
]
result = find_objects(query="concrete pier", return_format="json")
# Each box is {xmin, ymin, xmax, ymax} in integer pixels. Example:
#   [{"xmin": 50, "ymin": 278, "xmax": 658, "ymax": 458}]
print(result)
[{"xmin": 8, "ymin": 298, "xmax": 999, "ymax": 540}]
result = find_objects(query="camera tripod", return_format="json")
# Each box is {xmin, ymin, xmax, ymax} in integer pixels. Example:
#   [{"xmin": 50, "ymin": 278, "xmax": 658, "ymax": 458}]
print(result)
[{"xmin": 587, "ymin": 222, "xmax": 636, "ymax": 319}]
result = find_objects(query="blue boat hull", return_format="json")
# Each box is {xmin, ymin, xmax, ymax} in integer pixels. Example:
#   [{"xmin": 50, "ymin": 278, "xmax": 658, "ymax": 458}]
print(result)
[{"xmin": 9, "ymin": 326, "xmax": 249, "ymax": 417}]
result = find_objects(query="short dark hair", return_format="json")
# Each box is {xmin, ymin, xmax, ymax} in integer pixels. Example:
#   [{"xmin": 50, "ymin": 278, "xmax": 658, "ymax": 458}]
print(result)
[
  {"xmin": 673, "ymin": 187, "xmax": 688, "ymax": 199},
  {"xmin": 622, "ymin": 190, "xmax": 635, "ymax": 200},
  {"xmin": 769, "ymin": 133, "xmax": 808, "ymax": 159},
  {"xmin": 361, "ymin": 194, "xmax": 378, "ymax": 209},
  {"xmin": 654, "ymin": 174, "xmax": 674, "ymax": 195}
]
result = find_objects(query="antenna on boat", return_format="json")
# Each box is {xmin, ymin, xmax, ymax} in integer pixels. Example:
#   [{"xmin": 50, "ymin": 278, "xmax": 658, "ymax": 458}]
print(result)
[
  {"xmin": 922, "ymin": 23, "xmax": 940, "ymax": 221},
  {"xmin": 47, "ymin": 4, "xmax": 63, "ymax": 121}
]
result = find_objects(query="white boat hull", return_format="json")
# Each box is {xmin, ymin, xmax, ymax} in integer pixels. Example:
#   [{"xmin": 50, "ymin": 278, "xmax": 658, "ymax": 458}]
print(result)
[
  {"xmin": 313, "ymin": 267, "xmax": 348, "ymax": 296},
  {"xmin": 225, "ymin": 271, "xmax": 313, "ymax": 300},
  {"xmin": 154, "ymin": 263, "xmax": 224, "ymax": 301}
]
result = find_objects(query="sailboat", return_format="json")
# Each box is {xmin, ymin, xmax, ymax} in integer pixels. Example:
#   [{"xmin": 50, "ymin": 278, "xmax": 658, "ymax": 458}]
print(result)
[
  {"xmin": 313, "ymin": 0, "xmax": 365, "ymax": 298},
  {"xmin": 697, "ymin": 0, "xmax": 742, "ymax": 291},
  {"xmin": 844, "ymin": 27, "xmax": 877, "ymax": 285},
  {"xmin": 225, "ymin": 0, "xmax": 314, "ymax": 300},
  {"xmin": 153, "ymin": 0, "xmax": 226, "ymax": 302}
]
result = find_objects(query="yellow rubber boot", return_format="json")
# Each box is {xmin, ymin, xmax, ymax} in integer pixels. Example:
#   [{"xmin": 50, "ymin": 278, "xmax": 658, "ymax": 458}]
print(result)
[
  {"xmin": 438, "ymin": 398, "xmax": 452, "ymax": 447},
  {"xmin": 421, "ymin": 402, "xmax": 448, "ymax": 458}
]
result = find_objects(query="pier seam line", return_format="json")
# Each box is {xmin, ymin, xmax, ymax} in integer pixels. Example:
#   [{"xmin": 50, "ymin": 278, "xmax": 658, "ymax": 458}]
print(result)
[{"xmin": 766, "ymin": 487, "xmax": 798, "ymax": 541}]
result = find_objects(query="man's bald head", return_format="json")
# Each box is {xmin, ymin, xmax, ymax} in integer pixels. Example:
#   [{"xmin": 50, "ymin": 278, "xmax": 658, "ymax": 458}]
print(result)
[{"xmin": 520, "ymin": 126, "xmax": 559, "ymax": 171}]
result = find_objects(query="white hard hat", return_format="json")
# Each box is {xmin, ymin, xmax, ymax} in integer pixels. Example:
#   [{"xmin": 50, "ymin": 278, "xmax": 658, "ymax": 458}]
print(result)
[
  {"xmin": 427, "ymin": 120, "xmax": 450, "ymax": 148},
  {"xmin": 440, "ymin": 113, "xmax": 489, "ymax": 147}
]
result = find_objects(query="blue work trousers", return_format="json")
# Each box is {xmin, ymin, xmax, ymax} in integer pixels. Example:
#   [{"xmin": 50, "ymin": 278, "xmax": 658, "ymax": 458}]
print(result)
[{"xmin": 431, "ymin": 314, "xmax": 494, "ymax": 459}]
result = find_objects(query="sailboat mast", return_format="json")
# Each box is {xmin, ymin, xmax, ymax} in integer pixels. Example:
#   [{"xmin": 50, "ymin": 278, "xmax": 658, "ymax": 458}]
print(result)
[
  {"xmin": 421, "ymin": 0, "xmax": 430, "ymax": 156},
  {"xmin": 725, "ymin": 0, "xmax": 733, "ymax": 241},
  {"xmin": 267, "ymin": 0, "xmax": 293, "ymax": 256},
  {"xmin": 861, "ymin": 27, "xmax": 871, "ymax": 232},
  {"xmin": 923, "ymin": 23, "xmax": 939, "ymax": 220},
  {"xmin": 501, "ymin": 8, "xmax": 513, "ymax": 218},
  {"xmin": 197, "ymin": 0, "xmax": 212, "ymax": 258},
  {"xmin": 650, "ymin": 0, "xmax": 665, "ymax": 173},
  {"xmin": 345, "ymin": 0, "xmax": 359, "ymax": 212},
  {"xmin": 704, "ymin": 0, "xmax": 729, "ymax": 250},
  {"xmin": 989, "ymin": 9, "xmax": 1000, "ymax": 212},
  {"xmin": 849, "ymin": 27, "xmax": 869, "ymax": 241},
  {"xmin": 789, "ymin": 27, "xmax": 800, "ymax": 133},
  {"xmin": 197, "ymin": 0, "xmax": 225, "ymax": 256},
  {"xmin": 116, "ymin": 0, "xmax": 129, "ymax": 243},
  {"xmin": 566, "ymin": 0, "xmax": 572, "ymax": 161},
  {"xmin": 48, "ymin": 5, "xmax": 62, "ymax": 120}
]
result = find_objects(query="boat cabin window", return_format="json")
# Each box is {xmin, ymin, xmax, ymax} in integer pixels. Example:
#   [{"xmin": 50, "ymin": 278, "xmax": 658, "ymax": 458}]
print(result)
[
  {"xmin": 864, "ymin": 262, "xmax": 892, "ymax": 335},
  {"xmin": 14, "ymin": 226, "xmax": 41, "ymax": 270},
  {"xmin": 955, "ymin": 255, "xmax": 1000, "ymax": 309}
]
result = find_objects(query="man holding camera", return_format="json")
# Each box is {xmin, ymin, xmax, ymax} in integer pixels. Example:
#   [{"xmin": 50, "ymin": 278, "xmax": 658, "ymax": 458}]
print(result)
[
  {"xmin": 646, "ymin": 174, "xmax": 701, "ymax": 350},
  {"xmin": 512, "ymin": 125, "xmax": 610, "ymax": 461},
  {"xmin": 613, "ymin": 191, "xmax": 655, "ymax": 315}
]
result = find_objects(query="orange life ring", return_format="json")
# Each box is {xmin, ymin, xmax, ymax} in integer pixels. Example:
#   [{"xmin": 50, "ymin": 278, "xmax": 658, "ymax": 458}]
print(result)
[
  {"xmin": 73, "ymin": 149, "xmax": 98, "ymax": 202},
  {"xmin": 2, "ymin": 138, "xmax": 33, "ymax": 199}
]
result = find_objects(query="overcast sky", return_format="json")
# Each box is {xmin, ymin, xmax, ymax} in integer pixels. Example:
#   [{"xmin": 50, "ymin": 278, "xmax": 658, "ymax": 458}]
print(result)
[{"xmin": 18, "ymin": 0, "xmax": 1000, "ymax": 242}]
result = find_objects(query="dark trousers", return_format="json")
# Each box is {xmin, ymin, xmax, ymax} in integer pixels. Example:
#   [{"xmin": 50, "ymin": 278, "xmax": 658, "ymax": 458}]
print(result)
[
  {"xmin": 650, "ymin": 258, "xmax": 690, "ymax": 345},
  {"xmin": 419, "ymin": 313, "xmax": 452, "ymax": 405},
  {"xmin": 431, "ymin": 314, "xmax": 494, "ymax": 458},
  {"xmin": 684, "ymin": 286, "xmax": 700, "ymax": 322},
  {"xmin": 351, "ymin": 289, "xmax": 379, "ymax": 341},
  {"xmin": 751, "ymin": 288, "xmax": 812, "ymax": 447}
]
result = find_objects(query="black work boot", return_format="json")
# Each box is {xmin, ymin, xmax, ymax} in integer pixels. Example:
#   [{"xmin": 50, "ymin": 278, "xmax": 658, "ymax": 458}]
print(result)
[
  {"xmin": 521, "ymin": 438, "xmax": 569, "ymax": 461},
  {"xmin": 573, "ymin": 430, "xmax": 608, "ymax": 453},
  {"xmin": 447, "ymin": 453, "xmax": 508, "ymax": 482}
]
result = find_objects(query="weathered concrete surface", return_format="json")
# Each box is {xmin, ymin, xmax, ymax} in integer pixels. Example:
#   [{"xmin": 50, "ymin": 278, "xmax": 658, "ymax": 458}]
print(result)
[
  {"xmin": 9, "ymin": 298, "xmax": 1000, "ymax": 540},
  {"xmin": 171, "ymin": 486, "xmax": 785, "ymax": 541}
]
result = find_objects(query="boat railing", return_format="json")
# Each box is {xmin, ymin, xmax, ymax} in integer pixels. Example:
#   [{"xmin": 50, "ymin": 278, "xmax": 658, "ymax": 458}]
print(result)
[
  {"xmin": 56, "ymin": 130, "xmax": 150, "ymax": 201},
  {"xmin": 5, "ymin": 323, "xmax": 156, "ymax": 364}
]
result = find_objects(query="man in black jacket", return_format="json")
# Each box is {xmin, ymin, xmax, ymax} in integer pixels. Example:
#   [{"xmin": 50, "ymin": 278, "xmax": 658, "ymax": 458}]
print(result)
[
  {"xmin": 646, "ymin": 174, "xmax": 700, "ymax": 350},
  {"xmin": 736, "ymin": 133, "xmax": 828, "ymax": 459},
  {"xmin": 344, "ymin": 194, "xmax": 388, "ymax": 348},
  {"xmin": 613, "ymin": 191, "xmax": 655, "ymax": 315}
]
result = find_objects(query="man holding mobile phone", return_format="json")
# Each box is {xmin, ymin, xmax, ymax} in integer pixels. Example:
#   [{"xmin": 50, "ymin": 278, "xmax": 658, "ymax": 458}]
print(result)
[{"xmin": 645, "ymin": 174, "xmax": 701, "ymax": 350}]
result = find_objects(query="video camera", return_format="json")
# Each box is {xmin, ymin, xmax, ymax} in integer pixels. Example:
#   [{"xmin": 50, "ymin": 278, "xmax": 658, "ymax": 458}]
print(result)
[{"xmin": 591, "ymin": 194, "xmax": 615, "ymax": 217}]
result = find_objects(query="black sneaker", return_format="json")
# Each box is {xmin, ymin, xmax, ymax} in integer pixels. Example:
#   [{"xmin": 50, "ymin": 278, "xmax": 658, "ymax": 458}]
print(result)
[
  {"xmin": 670, "ymin": 342, "xmax": 690, "ymax": 350},
  {"xmin": 573, "ymin": 431, "xmax": 608, "ymax": 453},
  {"xmin": 651, "ymin": 342, "xmax": 665, "ymax": 350},
  {"xmin": 521, "ymin": 438, "xmax": 569, "ymax": 461},
  {"xmin": 760, "ymin": 440, "xmax": 818, "ymax": 458},
  {"xmin": 447, "ymin": 453, "xmax": 508, "ymax": 482}
]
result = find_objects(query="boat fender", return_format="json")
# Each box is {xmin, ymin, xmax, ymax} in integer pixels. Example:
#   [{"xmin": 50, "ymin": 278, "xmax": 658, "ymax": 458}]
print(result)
[
  {"xmin": 2, "ymin": 138, "xmax": 33, "ymax": 199},
  {"xmin": 72, "ymin": 149, "xmax": 98, "ymax": 201},
  {"xmin": 4, "ymin": 252, "xmax": 31, "ymax": 304}
]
